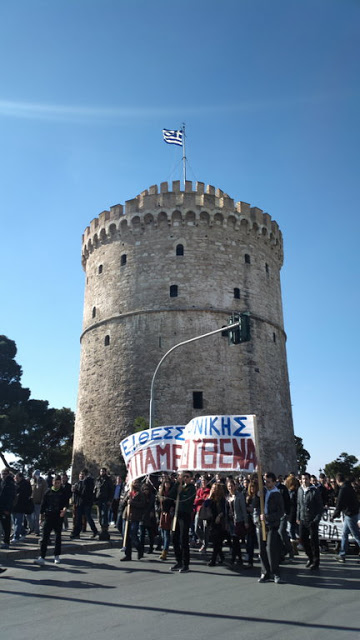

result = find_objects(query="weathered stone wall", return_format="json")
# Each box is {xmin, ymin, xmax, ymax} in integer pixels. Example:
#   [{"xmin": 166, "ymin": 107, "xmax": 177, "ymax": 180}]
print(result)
[{"xmin": 72, "ymin": 180, "xmax": 296, "ymax": 476}]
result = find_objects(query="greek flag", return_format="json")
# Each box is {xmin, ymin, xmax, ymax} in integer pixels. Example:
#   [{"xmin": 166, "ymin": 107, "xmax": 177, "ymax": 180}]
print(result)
[{"xmin": 162, "ymin": 128, "xmax": 183, "ymax": 146}]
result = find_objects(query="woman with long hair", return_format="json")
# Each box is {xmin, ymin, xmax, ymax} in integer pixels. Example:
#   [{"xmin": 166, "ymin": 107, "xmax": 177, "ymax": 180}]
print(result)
[
  {"xmin": 226, "ymin": 478, "xmax": 248, "ymax": 565},
  {"xmin": 245, "ymin": 476, "xmax": 259, "ymax": 567},
  {"xmin": 285, "ymin": 474, "xmax": 300, "ymax": 555},
  {"xmin": 194, "ymin": 474, "xmax": 211, "ymax": 553},
  {"xmin": 206, "ymin": 482, "xmax": 226, "ymax": 567},
  {"xmin": 157, "ymin": 479, "xmax": 173, "ymax": 561}
]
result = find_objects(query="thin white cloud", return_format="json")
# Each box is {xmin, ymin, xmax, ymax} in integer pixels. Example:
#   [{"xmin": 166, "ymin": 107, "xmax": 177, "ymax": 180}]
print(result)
[{"xmin": 0, "ymin": 92, "xmax": 354, "ymax": 123}]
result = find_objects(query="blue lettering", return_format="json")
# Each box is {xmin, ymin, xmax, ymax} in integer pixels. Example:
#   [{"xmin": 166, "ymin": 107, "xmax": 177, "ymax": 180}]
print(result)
[
  {"xmin": 175, "ymin": 426, "xmax": 185, "ymax": 441},
  {"xmin": 163, "ymin": 427, "xmax": 173, "ymax": 440},
  {"xmin": 138, "ymin": 431, "xmax": 150, "ymax": 445},
  {"xmin": 209, "ymin": 417, "xmax": 220, "ymax": 436},
  {"xmin": 233, "ymin": 416, "xmax": 251, "ymax": 437},
  {"xmin": 221, "ymin": 417, "xmax": 231, "ymax": 436},
  {"xmin": 193, "ymin": 418, "xmax": 203, "ymax": 435},
  {"xmin": 122, "ymin": 438, "xmax": 130, "ymax": 457},
  {"xmin": 151, "ymin": 427, "xmax": 162, "ymax": 441}
]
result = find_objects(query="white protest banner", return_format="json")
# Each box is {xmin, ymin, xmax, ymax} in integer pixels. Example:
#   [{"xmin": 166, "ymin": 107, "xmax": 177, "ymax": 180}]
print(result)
[
  {"xmin": 318, "ymin": 508, "xmax": 359, "ymax": 541},
  {"xmin": 120, "ymin": 415, "xmax": 257, "ymax": 483}
]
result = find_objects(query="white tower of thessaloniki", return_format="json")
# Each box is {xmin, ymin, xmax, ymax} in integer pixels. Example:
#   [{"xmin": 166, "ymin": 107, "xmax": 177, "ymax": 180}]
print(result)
[{"xmin": 72, "ymin": 180, "xmax": 296, "ymax": 477}]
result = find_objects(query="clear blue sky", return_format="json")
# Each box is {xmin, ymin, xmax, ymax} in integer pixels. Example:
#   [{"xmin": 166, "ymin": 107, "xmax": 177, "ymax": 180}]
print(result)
[{"xmin": 1, "ymin": 0, "xmax": 359, "ymax": 475}]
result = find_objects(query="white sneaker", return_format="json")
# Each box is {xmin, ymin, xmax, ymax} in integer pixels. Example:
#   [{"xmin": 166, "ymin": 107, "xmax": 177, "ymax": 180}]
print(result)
[
  {"xmin": 34, "ymin": 556, "xmax": 45, "ymax": 566},
  {"xmin": 54, "ymin": 556, "xmax": 60, "ymax": 564}
]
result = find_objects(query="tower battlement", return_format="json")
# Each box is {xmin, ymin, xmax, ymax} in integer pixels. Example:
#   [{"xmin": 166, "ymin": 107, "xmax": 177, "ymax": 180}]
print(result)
[{"xmin": 82, "ymin": 181, "xmax": 283, "ymax": 268}]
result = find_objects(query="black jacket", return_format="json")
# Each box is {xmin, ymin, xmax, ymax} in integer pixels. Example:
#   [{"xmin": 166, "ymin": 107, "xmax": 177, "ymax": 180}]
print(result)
[
  {"xmin": 41, "ymin": 487, "xmax": 67, "ymax": 517},
  {"xmin": 73, "ymin": 476, "xmax": 95, "ymax": 506},
  {"xmin": 333, "ymin": 482, "xmax": 359, "ymax": 518},
  {"xmin": 296, "ymin": 485, "xmax": 323, "ymax": 524},
  {"xmin": 0, "ymin": 474, "xmax": 16, "ymax": 513},
  {"xmin": 94, "ymin": 475, "xmax": 113, "ymax": 503},
  {"xmin": 264, "ymin": 489, "xmax": 284, "ymax": 529},
  {"xmin": 13, "ymin": 478, "xmax": 32, "ymax": 512}
]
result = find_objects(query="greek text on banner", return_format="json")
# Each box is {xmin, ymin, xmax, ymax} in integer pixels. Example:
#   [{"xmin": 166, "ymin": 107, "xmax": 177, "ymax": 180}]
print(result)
[{"xmin": 120, "ymin": 415, "xmax": 257, "ymax": 482}]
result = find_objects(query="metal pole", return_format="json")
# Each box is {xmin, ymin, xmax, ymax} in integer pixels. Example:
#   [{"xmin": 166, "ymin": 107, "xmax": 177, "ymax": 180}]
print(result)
[
  {"xmin": 149, "ymin": 319, "xmax": 242, "ymax": 429},
  {"xmin": 182, "ymin": 123, "xmax": 186, "ymax": 189}
]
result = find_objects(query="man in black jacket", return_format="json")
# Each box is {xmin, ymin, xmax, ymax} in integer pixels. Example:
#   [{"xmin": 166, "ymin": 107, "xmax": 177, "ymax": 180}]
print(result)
[
  {"xmin": 0, "ymin": 469, "xmax": 16, "ymax": 549},
  {"xmin": 12, "ymin": 472, "xmax": 32, "ymax": 541},
  {"xmin": 332, "ymin": 473, "xmax": 360, "ymax": 562},
  {"xmin": 296, "ymin": 472, "xmax": 323, "ymax": 570},
  {"xmin": 258, "ymin": 472, "xmax": 285, "ymax": 584},
  {"xmin": 94, "ymin": 467, "xmax": 113, "ymax": 537},
  {"xmin": 71, "ymin": 469, "xmax": 99, "ymax": 539},
  {"xmin": 34, "ymin": 475, "xmax": 67, "ymax": 565}
]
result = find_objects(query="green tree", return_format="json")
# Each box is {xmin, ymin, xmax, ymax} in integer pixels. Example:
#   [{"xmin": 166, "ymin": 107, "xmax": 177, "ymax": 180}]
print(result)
[
  {"xmin": 294, "ymin": 435, "xmax": 311, "ymax": 474},
  {"xmin": 324, "ymin": 452, "xmax": 360, "ymax": 479},
  {"xmin": 0, "ymin": 335, "xmax": 74, "ymax": 471}
]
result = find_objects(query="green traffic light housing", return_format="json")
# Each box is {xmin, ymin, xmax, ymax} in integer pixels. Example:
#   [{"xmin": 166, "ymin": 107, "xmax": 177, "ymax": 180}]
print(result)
[{"xmin": 228, "ymin": 312, "xmax": 251, "ymax": 344}]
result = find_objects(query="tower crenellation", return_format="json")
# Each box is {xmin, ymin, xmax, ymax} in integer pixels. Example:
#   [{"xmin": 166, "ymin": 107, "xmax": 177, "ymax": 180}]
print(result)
[{"xmin": 82, "ymin": 181, "xmax": 283, "ymax": 269}]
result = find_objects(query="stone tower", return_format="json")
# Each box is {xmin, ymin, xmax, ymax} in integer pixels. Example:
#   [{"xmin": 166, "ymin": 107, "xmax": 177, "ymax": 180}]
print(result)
[{"xmin": 72, "ymin": 180, "xmax": 296, "ymax": 476}]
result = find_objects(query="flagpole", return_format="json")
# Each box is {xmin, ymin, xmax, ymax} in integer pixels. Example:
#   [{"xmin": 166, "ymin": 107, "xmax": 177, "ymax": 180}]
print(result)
[{"xmin": 182, "ymin": 123, "xmax": 186, "ymax": 189}]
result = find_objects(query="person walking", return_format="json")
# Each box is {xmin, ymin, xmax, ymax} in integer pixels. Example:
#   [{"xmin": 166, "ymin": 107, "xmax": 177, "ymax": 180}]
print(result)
[
  {"xmin": 12, "ymin": 472, "xmax": 32, "ymax": 541},
  {"xmin": 34, "ymin": 475, "xmax": 67, "ymax": 565},
  {"xmin": 29, "ymin": 470, "xmax": 47, "ymax": 536},
  {"xmin": 71, "ymin": 469, "xmax": 99, "ymax": 539},
  {"xmin": 296, "ymin": 472, "xmax": 323, "ymax": 570},
  {"xmin": 258, "ymin": 472, "xmax": 284, "ymax": 584},
  {"xmin": 0, "ymin": 468, "xmax": 16, "ymax": 549},
  {"xmin": 120, "ymin": 480, "xmax": 146, "ymax": 561},
  {"xmin": 169, "ymin": 471, "xmax": 196, "ymax": 573},
  {"xmin": 332, "ymin": 473, "xmax": 360, "ymax": 562}
]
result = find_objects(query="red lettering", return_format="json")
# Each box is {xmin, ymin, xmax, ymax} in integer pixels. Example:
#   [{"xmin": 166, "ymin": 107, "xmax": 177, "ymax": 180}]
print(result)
[
  {"xmin": 179, "ymin": 439, "xmax": 190, "ymax": 469},
  {"xmin": 245, "ymin": 438, "xmax": 257, "ymax": 469},
  {"xmin": 172, "ymin": 444, "xmax": 182, "ymax": 471},
  {"xmin": 192, "ymin": 439, "xmax": 202, "ymax": 468},
  {"xmin": 155, "ymin": 443, "xmax": 171, "ymax": 470},
  {"xmin": 232, "ymin": 437, "xmax": 246, "ymax": 469},
  {"xmin": 219, "ymin": 438, "xmax": 233, "ymax": 469},
  {"xmin": 200, "ymin": 439, "xmax": 218, "ymax": 469},
  {"xmin": 143, "ymin": 447, "xmax": 157, "ymax": 475}
]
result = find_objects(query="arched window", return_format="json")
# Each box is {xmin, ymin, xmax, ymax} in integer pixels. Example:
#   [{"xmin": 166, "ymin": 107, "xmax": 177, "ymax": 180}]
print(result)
[
  {"xmin": 104, "ymin": 335, "xmax": 110, "ymax": 346},
  {"xmin": 98, "ymin": 264, "xmax": 103, "ymax": 274},
  {"xmin": 273, "ymin": 332, "xmax": 276, "ymax": 343},
  {"xmin": 245, "ymin": 254, "xmax": 251, "ymax": 264},
  {"xmin": 234, "ymin": 287, "xmax": 240, "ymax": 299},
  {"xmin": 121, "ymin": 254, "xmax": 127, "ymax": 266},
  {"xmin": 170, "ymin": 285, "xmax": 178, "ymax": 298},
  {"xmin": 92, "ymin": 307, "xmax": 96, "ymax": 318},
  {"xmin": 176, "ymin": 244, "xmax": 184, "ymax": 256},
  {"xmin": 265, "ymin": 263, "xmax": 269, "ymax": 274}
]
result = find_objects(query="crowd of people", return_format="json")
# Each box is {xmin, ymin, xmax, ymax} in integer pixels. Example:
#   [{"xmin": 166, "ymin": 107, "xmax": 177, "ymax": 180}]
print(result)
[{"xmin": 0, "ymin": 466, "xmax": 359, "ymax": 582}]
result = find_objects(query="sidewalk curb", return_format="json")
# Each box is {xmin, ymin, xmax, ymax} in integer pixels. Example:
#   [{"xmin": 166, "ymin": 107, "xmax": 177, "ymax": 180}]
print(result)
[{"xmin": 0, "ymin": 538, "xmax": 123, "ymax": 562}]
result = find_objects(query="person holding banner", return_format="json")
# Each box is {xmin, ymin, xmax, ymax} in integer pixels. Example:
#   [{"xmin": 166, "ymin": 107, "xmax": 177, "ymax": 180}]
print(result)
[
  {"xmin": 258, "ymin": 472, "xmax": 284, "ymax": 584},
  {"xmin": 120, "ymin": 480, "xmax": 146, "ymax": 562},
  {"xmin": 169, "ymin": 471, "xmax": 196, "ymax": 573},
  {"xmin": 226, "ymin": 478, "xmax": 248, "ymax": 566},
  {"xmin": 207, "ymin": 482, "xmax": 226, "ymax": 567}
]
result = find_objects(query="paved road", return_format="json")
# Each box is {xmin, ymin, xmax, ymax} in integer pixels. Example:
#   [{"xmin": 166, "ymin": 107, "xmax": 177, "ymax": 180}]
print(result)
[{"xmin": 1, "ymin": 549, "xmax": 359, "ymax": 640}]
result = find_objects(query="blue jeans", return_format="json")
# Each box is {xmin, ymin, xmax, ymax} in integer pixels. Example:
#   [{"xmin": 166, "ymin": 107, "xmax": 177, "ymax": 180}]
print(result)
[
  {"xmin": 73, "ymin": 504, "xmax": 98, "ymax": 536},
  {"xmin": 161, "ymin": 528, "xmax": 171, "ymax": 551},
  {"xmin": 125, "ymin": 521, "xmax": 142, "ymax": 557},
  {"xmin": 97, "ymin": 502, "xmax": 109, "ymax": 528},
  {"xmin": 13, "ymin": 512, "xmax": 26, "ymax": 539},
  {"xmin": 339, "ymin": 514, "xmax": 360, "ymax": 556}
]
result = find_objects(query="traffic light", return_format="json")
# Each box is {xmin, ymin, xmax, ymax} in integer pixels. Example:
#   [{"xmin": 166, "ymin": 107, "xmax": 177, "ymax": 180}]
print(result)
[{"xmin": 228, "ymin": 312, "xmax": 251, "ymax": 344}]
